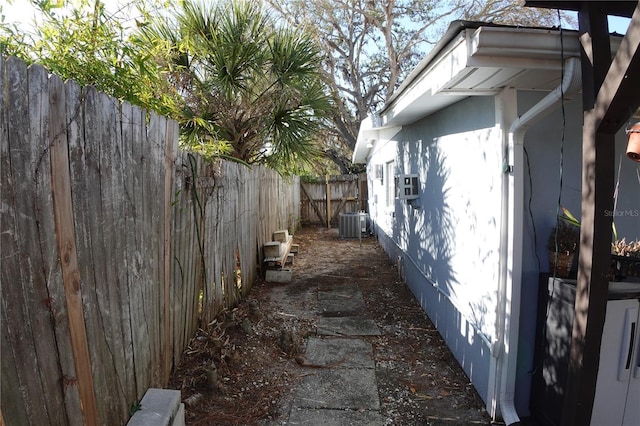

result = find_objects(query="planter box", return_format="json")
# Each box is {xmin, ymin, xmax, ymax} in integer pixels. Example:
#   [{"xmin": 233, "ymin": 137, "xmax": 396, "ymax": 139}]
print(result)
[
  {"xmin": 611, "ymin": 255, "xmax": 640, "ymax": 279},
  {"xmin": 549, "ymin": 251, "xmax": 575, "ymax": 278}
]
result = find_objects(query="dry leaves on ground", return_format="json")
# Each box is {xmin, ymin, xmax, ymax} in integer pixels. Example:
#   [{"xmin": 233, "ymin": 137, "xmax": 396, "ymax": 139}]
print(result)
[{"xmin": 168, "ymin": 226, "xmax": 492, "ymax": 425}]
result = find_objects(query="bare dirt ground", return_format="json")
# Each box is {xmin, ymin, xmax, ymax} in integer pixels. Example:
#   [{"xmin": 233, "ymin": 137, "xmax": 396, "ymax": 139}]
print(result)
[{"xmin": 168, "ymin": 225, "xmax": 495, "ymax": 425}]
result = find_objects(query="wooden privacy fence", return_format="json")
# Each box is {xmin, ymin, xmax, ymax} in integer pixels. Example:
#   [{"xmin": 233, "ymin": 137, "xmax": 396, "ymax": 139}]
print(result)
[
  {"xmin": 0, "ymin": 56, "xmax": 300, "ymax": 425},
  {"xmin": 300, "ymin": 174, "xmax": 367, "ymax": 226}
]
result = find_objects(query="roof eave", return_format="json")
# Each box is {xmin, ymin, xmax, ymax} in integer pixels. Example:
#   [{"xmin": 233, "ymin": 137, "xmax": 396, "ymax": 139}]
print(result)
[{"xmin": 380, "ymin": 24, "xmax": 584, "ymax": 127}]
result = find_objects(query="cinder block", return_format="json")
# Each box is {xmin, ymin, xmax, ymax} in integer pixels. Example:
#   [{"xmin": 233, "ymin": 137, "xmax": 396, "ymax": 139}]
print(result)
[
  {"xmin": 174, "ymin": 404, "xmax": 185, "ymax": 426},
  {"xmin": 263, "ymin": 242, "xmax": 282, "ymax": 258},
  {"xmin": 285, "ymin": 253, "xmax": 294, "ymax": 265},
  {"xmin": 127, "ymin": 388, "xmax": 183, "ymax": 426},
  {"xmin": 290, "ymin": 244, "xmax": 300, "ymax": 254},
  {"xmin": 273, "ymin": 230, "xmax": 289, "ymax": 242},
  {"xmin": 265, "ymin": 268, "xmax": 292, "ymax": 283}
]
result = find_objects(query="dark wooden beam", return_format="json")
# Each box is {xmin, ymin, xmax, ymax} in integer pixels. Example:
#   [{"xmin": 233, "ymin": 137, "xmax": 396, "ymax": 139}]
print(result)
[
  {"xmin": 596, "ymin": 2, "xmax": 640, "ymax": 132},
  {"xmin": 561, "ymin": 2, "xmax": 640, "ymax": 425},
  {"xmin": 525, "ymin": 1, "xmax": 637, "ymax": 18},
  {"xmin": 561, "ymin": 3, "xmax": 612, "ymax": 426},
  {"xmin": 562, "ymin": 124, "xmax": 615, "ymax": 426}
]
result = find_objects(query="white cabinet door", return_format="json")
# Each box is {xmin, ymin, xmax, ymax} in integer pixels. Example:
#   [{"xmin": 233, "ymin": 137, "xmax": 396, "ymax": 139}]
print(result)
[
  {"xmin": 622, "ymin": 303, "xmax": 640, "ymax": 426},
  {"xmin": 591, "ymin": 299, "xmax": 639, "ymax": 426}
]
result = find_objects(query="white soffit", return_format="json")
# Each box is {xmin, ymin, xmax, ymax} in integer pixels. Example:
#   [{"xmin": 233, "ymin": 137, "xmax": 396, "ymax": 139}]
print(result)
[{"xmin": 383, "ymin": 26, "xmax": 585, "ymax": 127}]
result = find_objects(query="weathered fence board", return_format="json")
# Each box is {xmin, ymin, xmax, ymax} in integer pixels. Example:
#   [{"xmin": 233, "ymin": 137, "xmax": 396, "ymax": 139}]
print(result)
[
  {"xmin": 170, "ymin": 151, "xmax": 200, "ymax": 368},
  {"xmin": 3, "ymin": 56, "xmax": 61, "ymax": 425},
  {"xmin": 61, "ymin": 76, "xmax": 91, "ymax": 426},
  {"xmin": 1, "ymin": 56, "xmax": 41, "ymax": 426},
  {"xmin": 50, "ymin": 72, "xmax": 97, "ymax": 426},
  {"xmin": 1, "ymin": 55, "xmax": 300, "ymax": 425},
  {"xmin": 121, "ymin": 101, "xmax": 154, "ymax": 400}
]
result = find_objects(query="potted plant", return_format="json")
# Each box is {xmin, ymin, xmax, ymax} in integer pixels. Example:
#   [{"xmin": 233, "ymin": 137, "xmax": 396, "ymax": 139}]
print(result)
[
  {"xmin": 611, "ymin": 238, "xmax": 640, "ymax": 280},
  {"xmin": 547, "ymin": 218, "xmax": 580, "ymax": 278},
  {"xmin": 548, "ymin": 206, "xmax": 640, "ymax": 280}
]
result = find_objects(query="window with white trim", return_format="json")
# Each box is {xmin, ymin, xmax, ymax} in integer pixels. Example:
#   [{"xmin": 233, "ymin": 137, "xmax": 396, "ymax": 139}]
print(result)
[{"xmin": 385, "ymin": 160, "xmax": 395, "ymax": 208}]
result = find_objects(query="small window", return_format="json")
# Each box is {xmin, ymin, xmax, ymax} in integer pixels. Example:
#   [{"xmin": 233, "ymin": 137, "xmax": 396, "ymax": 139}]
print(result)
[
  {"xmin": 385, "ymin": 161, "xmax": 395, "ymax": 207},
  {"xmin": 374, "ymin": 164, "xmax": 383, "ymax": 180}
]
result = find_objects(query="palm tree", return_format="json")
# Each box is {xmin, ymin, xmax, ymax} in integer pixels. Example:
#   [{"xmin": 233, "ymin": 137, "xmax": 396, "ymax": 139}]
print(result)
[{"xmin": 137, "ymin": 0, "xmax": 332, "ymax": 174}]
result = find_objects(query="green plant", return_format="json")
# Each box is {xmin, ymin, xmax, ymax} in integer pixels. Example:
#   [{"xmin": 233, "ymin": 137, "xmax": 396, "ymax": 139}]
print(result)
[
  {"xmin": 135, "ymin": 0, "xmax": 333, "ymax": 175},
  {"xmin": 559, "ymin": 206, "xmax": 581, "ymax": 227},
  {"xmin": 547, "ymin": 220, "xmax": 580, "ymax": 254},
  {"xmin": 561, "ymin": 206, "xmax": 640, "ymax": 258}
]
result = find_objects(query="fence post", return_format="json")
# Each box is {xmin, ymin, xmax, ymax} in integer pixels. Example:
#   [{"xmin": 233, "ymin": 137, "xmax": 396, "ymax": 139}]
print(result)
[
  {"xmin": 325, "ymin": 175, "xmax": 331, "ymax": 228},
  {"xmin": 49, "ymin": 74, "xmax": 98, "ymax": 424}
]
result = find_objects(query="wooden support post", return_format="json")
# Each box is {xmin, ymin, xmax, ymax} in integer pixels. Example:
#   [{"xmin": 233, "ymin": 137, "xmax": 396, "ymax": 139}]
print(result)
[
  {"xmin": 563, "ymin": 119, "xmax": 615, "ymax": 426},
  {"xmin": 563, "ymin": 2, "xmax": 640, "ymax": 424},
  {"xmin": 49, "ymin": 74, "xmax": 98, "ymax": 425},
  {"xmin": 562, "ymin": 7, "xmax": 612, "ymax": 425},
  {"xmin": 325, "ymin": 175, "xmax": 331, "ymax": 228}
]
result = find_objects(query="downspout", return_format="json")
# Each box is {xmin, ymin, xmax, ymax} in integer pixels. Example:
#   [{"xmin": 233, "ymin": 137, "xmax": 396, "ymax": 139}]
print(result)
[{"xmin": 495, "ymin": 56, "xmax": 581, "ymax": 425}]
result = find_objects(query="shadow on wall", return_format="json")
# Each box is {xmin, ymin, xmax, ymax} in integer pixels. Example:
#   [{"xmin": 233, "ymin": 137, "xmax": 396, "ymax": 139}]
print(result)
[
  {"xmin": 393, "ymin": 139, "xmax": 457, "ymax": 299},
  {"xmin": 388, "ymin": 137, "xmax": 494, "ymax": 400}
]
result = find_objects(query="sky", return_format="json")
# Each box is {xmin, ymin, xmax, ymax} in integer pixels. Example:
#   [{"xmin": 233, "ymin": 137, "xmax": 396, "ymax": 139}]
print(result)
[
  {"xmin": 1, "ymin": 0, "xmax": 633, "ymax": 35},
  {"xmin": 1, "ymin": 0, "xmax": 142, "ymax": 32}
]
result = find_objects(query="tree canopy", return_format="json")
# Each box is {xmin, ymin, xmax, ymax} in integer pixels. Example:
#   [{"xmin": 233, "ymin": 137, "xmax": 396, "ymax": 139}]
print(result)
[
  {"xmin": 1, "ymin": 0, "xmax": 332, "ymax": 175},
  {"xmin": 0, "ymin": 0, "xmax": 169, "ymax": 112},
  {"xmin": 1, "ymin": 0, "xmax": 572, "ymax": 174},
  {"xmin": 267, "ymin": 0, "xmax": 572, "ymax": 173},
  {"xmin": 136, "ymin": 0, "xmax": 332, "ymax": 173}
]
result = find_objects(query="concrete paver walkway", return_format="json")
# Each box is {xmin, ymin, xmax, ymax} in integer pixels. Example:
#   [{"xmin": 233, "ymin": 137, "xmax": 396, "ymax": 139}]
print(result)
[
  {"xmin": 261, "ymin": 227, "xmax": 493, "ymax": 426},
  {"xmin": 287, "ymin": 283, "xmax": 384, "ymax": 425}
]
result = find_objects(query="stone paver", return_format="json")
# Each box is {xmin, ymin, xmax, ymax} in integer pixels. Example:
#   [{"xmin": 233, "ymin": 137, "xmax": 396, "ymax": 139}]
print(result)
[
  {"xmin": 287, "ymin": 265, "xmax": 382, "ymax": 424},
  {"xmin": 318, "ymin": 297, "xmax": 365, "ymax": 315},
  {"xmin": 317, "ymin": 284, "xmax": 366, "ymax": 314},
  {"xmin": 292, "ymin": 368, "xmax": 380, "ymax": 410},
  {"xmin": 318, "ymin": 283, "xmax": 362, "ymax": 299},
  {"xmin": 287, "ymin": 408, "xmax": 384, "ymax": 425},
  {"xmin": 303, "ymin": 337, "xmax": 374, "ymax": 368},
  {"xmin": 316, "ymin": 317, "xmax": 381, "ymax": 336}
]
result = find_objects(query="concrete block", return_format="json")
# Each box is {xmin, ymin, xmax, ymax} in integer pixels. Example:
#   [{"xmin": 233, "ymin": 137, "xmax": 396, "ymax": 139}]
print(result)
[
  {"xmin": 265, "ymin": 268, "xmax": 292, "ymax": 283},
  {"xmin": 263, "ymin": 241, "xmax": 282, "ymax": 258},
  {"xmin": 273, "ymin": 229, "xmax": 289, "ymax": 242},
  {"xmin": 174, "ymin": 404, "xmax": 185, "ymax": 426},
  {"xmin": 127, "ymin": 388, "xmax": 183, "ymax": 426},
  {"xmin": 285, "ymin": 253, "xmax": 294, "ymax": 265}
]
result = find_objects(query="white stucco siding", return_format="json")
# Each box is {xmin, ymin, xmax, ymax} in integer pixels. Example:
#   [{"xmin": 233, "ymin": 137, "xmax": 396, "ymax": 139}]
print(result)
[
  {"xmin": 432, "ymin": 128, "xmax": 502, "ymax": 340},
  {"xmin": 367, "ymin": 126, "xmax": 503, "ymax": 342},
  {"xmin": 367, "ymin": 97, "xmax": 504, "ymax": 340},
  {"xmin": 366, "ymin": 96, "xmax": 501, "ymax": 404}
]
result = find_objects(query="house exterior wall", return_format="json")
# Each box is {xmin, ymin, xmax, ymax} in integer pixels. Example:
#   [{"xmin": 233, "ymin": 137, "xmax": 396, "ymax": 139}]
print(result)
[
  {"xmin": 366, "ymin": 96, "xmax": 500, "ymax": 404},
  {"xmin": 366, "ymin": 88, "xmax": 640, "ymax": 418}
]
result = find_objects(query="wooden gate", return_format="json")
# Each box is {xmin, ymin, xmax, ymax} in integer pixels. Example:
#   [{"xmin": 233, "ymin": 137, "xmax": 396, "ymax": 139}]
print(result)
[{"xmin": 300, "ymin": 174, "xmax": 367, "ymax": 226}]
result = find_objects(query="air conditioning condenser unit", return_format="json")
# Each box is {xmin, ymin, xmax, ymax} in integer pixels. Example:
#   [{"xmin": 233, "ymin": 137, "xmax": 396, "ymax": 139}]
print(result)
[{"xmin": 339, "ymin": 212, "xmax": 368, "ymax": 238}]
